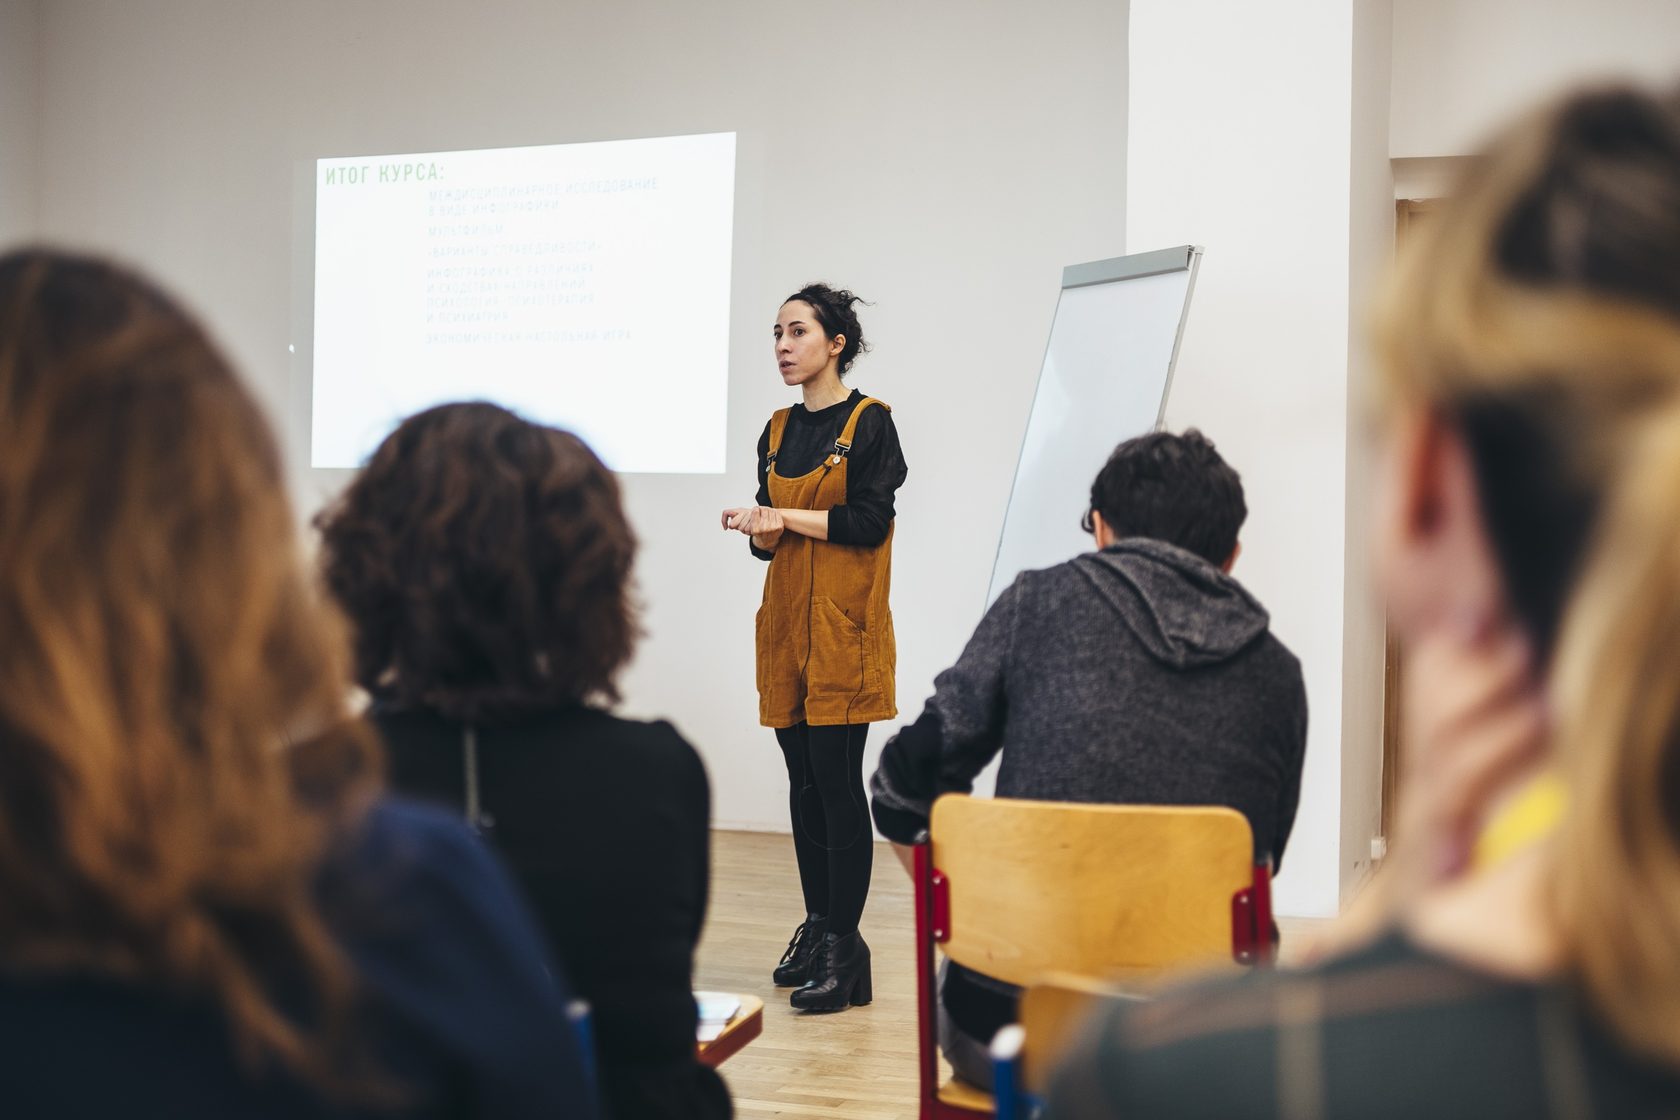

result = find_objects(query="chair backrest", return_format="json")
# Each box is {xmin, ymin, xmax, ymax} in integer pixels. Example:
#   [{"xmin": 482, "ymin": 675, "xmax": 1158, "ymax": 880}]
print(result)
[
  {"xmin": 929, "ymin": 795, "xmax": 1256, "ymax": 984},
  {"xmin": 991, "ymin": 975, "xmax": 1142, "ymax": 1120},
  {"xmin": 1017, "ymin": 975, "xmax": 1132, "ymax": 1093}
]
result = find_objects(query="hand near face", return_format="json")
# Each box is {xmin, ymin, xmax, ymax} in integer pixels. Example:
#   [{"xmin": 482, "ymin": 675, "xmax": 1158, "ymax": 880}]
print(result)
[
  {"xmin": 1302, "ymin": 618, "xmax": 1548, "ymax": 963},
  {"xmin": 1392, "ymin": 620, "xmax": 1549, "ymax": 888}
]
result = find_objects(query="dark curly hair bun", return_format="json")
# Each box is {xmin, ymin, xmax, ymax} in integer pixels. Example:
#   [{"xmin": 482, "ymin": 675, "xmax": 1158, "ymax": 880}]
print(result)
[
  {"xmin": 315, "ymin": 402, "xmax": 639, "ymax": 720},
  {"xmin": 785, "ymin": 282, "xmax": 870, "ymax": 376}
]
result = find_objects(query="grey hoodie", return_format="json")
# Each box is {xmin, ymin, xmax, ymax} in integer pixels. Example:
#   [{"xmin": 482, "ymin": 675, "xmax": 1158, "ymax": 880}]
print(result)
[
  {"xmin": 870, "ymin": 537, "xmax": 1307, "ymax": 869},
  {"xmin": 870, "ymin": 538, "xmax": 1309, "ymax": 1047}
]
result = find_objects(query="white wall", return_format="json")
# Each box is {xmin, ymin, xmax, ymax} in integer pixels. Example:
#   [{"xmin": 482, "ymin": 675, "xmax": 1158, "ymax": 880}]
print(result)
[
  {"xmin": 1342, "ymin": 0, "xmax": 1394, "ymax": 905},
  {"xmin": 0, "ymin": 0, "xmax": 38, "ymax": 243},
  {"xmin": 1393, "ymin": 0, "xmax": 1680, "ymax": 157},
  {"xmin": 1129, "ymin": 0, "xmax": 1391, "ymax": 918},
  {"xmin": 33, "ymin": 0, "xmax": 1128, "ymax": 833}
]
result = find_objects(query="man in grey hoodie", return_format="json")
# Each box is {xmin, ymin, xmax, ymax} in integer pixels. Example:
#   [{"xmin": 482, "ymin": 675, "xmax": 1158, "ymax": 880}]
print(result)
[{"xmin": 869, "ymin": 428, "xmax": 1308, "ymax": 1088}]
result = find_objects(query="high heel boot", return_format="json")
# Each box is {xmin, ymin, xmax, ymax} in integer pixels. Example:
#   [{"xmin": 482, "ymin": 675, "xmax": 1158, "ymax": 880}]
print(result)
[
  {"xmin": 773, "ymin": 913, "xmax": 827, "ymax": 987},
  {"xmin": 789, "ymin": 931, "xmax": 872, "ymax": 1012}
]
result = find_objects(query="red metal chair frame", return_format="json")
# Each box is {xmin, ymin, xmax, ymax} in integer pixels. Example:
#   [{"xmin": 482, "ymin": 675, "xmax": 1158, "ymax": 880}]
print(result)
[
  {"xmin": 914, "ymin": 842, "xmax": 992, "ymax": 1120},
  {"xmin": 911, "ymin": 840, "xmax": 1276, "ymax": 1119}
]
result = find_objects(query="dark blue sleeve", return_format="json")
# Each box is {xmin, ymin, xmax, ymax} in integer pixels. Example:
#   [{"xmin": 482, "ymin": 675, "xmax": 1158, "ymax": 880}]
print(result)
[
  {"xmin": 828, "ymin": 406, "xmax": 906, "ymax": 547},
  {"xmin": 333, "ymin": 800, "xmax": 600, "ymax": 1119}
]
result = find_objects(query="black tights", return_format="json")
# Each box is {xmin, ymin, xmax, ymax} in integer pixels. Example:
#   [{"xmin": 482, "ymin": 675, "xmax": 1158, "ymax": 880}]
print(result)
[{"xmin": 775, "ymin": 722, "xmax": 873, "ymax": 937}]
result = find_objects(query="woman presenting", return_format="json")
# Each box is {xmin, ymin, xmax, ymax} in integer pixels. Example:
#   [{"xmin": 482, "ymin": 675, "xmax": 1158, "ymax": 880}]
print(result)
[{"xmin": 722, "ymin": 283, "xmax": 907, "ymax": 1013}]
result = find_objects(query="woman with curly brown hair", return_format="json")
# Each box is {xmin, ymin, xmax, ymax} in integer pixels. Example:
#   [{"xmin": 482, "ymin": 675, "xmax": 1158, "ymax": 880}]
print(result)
[
  {"xmin": 318, "ymin": 402, "xmax": 729, "ymax": 1120},
  {"xmin": 0, "ymin": 250, "xmax": 592, "ymax": 1118}
]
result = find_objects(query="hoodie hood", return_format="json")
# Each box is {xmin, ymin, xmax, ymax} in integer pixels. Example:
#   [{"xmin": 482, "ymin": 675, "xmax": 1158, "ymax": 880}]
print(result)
[{"xmin": 1071, "ymin": 538, "xmax": 1270, "ymax": 670}]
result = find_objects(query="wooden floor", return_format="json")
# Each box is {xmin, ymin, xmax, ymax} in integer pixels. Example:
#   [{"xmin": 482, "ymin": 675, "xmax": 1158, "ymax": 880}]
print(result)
[
  {"xmin": 694, "ymin": 830, "xmax": 1329, "ymax": 1120},
  {"xmin": 696, "ymin": 831, "xmax": 922, "ymax": 1120}
]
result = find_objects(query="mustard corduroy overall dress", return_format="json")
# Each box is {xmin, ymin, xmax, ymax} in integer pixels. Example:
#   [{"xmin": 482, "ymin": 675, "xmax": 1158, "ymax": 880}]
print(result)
[{"xmin": 755, "ymin": 397, "xmax": 898, "ymax": 729}]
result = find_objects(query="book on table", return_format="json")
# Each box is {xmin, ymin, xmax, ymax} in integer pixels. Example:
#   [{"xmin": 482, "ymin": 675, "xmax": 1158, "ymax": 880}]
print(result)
[{"xmin": 695, "ymin": 992, "xmax": 742, "ymax": 1043}]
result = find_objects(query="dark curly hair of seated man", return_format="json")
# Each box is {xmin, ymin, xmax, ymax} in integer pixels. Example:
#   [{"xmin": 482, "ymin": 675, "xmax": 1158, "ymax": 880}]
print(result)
[{"xmin": 315, "ymin": 401, "xmax": 639, "ymax": 720}]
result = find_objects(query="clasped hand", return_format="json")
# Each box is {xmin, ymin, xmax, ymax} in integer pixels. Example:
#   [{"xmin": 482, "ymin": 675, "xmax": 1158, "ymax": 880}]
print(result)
[{"xmin": 721, "ymin": 505, "xmax": 785, "ymax": 547}]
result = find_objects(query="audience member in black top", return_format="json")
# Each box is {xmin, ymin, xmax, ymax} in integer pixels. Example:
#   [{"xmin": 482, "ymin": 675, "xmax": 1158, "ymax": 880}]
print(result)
[
  {"xmin": 318, "ymin": 402, "xmax": 730, "ymax": 1120},
  {"xmin": 369, "ymin": 706, "xmax": 718, "ymax": 1120},
  {"xmin": 0, "ymin": 251, "xmax": 592, "ymax": 1118}
]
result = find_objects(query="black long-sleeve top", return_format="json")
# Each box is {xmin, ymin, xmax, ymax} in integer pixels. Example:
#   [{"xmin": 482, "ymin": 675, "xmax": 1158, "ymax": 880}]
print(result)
[
  {"xmin": 751, "ymin": 388, "xmax": 908, "ymax": 560},
  {"xmin": 372, "ymin": 705, "xmax": 731, "ymax": 1120}
]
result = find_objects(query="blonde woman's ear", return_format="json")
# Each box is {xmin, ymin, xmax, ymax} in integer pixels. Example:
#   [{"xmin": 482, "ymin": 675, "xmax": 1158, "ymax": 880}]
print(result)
[{"xmin": 1381, "ymin": 409, "xmax": 1507, "ymax": 642}]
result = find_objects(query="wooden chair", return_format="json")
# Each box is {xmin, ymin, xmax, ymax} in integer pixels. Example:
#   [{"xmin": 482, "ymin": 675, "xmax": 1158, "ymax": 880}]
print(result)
[
  {"xmin": 912, "ymin": 795, "xmax": 1274, "ymax": 1119},
  {"xmin": 991, "ymin": 976, "xmax": 1134, "ymax": 1120}
]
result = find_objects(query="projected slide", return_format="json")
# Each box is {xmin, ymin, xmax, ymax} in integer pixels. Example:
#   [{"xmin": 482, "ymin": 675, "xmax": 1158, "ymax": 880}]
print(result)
[{"xmin": 311, "ymin": 131, "xmax": 736, "ymax": 472}]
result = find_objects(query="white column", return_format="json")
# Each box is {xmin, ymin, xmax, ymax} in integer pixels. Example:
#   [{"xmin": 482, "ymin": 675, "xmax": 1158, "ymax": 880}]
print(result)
[
  {"xmin": 0, "ymin": 0, "xmax": 40, "ymax": 244},
  {"xmin": 1128, "ymin": 0, "xmax": 1393, "ymax": 917}
]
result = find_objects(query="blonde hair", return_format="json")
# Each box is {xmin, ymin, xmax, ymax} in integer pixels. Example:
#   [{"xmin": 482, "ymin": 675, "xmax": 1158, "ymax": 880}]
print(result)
[
  {"xmin": 0, "ymin": 251, "xmax": 385, "ymax": 1093},
  {"xmin": 1376, "ymin": 86, "xmax": 1680, "ymax": 1062}
]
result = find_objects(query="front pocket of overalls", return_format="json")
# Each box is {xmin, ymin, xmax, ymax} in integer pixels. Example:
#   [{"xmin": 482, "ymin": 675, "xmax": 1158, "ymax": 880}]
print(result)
[{"xmin": 810, "ymin": 597, "xmax": 881, "ymax": 696}]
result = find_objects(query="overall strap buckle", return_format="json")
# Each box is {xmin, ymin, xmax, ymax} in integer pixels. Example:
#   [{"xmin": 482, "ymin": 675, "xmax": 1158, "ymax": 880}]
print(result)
[
  {"xmin": 828, "ymin": 397, "xmax": 885, "ymax": 467},
  {"xmin": 766, "ymin": 407, "xmax": 794, "ymax": 466}
]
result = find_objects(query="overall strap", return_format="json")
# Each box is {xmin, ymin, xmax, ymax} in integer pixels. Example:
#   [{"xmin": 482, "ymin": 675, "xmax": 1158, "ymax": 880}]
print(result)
[
  {"xmin": 829, "ymin": 397, "xmax": 890, "ymax": 466},
  {"xmin": 766, "ymin": 407, "xmax": 793, "ymax": 464}
]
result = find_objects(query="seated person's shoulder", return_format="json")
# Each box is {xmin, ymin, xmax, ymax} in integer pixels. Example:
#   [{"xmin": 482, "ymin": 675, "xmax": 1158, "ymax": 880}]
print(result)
[
  {"xmin": 994, "ymin": 562, "xmax": 1060, "ymax": 609},
  {"xmin": 330, "ymin": 796, "xmax": 510, "ymax": 901},
  {"xmin": 352, "ymin": 795, "xmax": 472, "ymax": 854},
  {"xmin": 323, "ymin": 797, "xmax": 565, "ymax": 1006},
  {"xmin": 1108, "ymin": 934, "xmax": 1514, "ymax": 1049},
  {"xmin": 567, "ymin": 709, "xmax": 711, "ymax": 790},
  {"xmin": 1249, "ymin": 628, "xmax": 1306, "ymax": 681},
  {"xmin": 1048, "ymin": 935, "xmax": 1607, "ymax": 1119},
  {"xmin": 324, "ymin": 799, "xmax": 586, "ymax": 1112}
]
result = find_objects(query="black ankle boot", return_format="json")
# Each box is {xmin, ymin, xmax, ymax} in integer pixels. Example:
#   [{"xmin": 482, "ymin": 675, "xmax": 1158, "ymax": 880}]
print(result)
[
  {"xmin": 773, "ymin": 914, "xmax": 827, "ymax": 987},
  {"xmin": 789, "ymin": 931, "xmax": 872, "ymax": 1012}
]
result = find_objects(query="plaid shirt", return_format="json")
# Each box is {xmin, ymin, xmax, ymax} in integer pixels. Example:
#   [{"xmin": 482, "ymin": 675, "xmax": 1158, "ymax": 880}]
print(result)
[{"xmin": 1045, "ymin": 932, "xmax": 1680, "ymax": 1120}]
